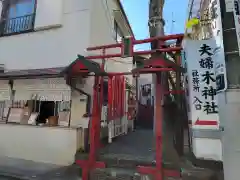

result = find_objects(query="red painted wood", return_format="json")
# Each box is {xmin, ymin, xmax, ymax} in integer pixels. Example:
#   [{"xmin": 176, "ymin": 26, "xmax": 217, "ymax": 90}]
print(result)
[
  {"xmin": 77, "ymin": 76, "xmax": 104, "ymax": 180},
  {"xmin": 86, "ymin": 34, "xmax": 183, "ymax": 51},
  {"xmin": 113, "ymin": 77, "xmax": 116, "ymax": 119},
  {"xmin": 155, "ymin": 74, "xmax": 163, "ymax": 173},
  {"xmin": 116, "ymin": 76, "xmax": 119, "ymax": 118},
  {"xmin": 108, "ymin": 77, "xmax": 113, "ymax": 120},
  {"xmin": 119, "ymin": 76, "xmax": 122, "ymax": 117},
  {"xmin": 123, "ymin": 77, "xmax": 126, "ymax": 116},
  {"xmin": 85, "ymin": 48, "xmax": 182, "ymax": 59}
]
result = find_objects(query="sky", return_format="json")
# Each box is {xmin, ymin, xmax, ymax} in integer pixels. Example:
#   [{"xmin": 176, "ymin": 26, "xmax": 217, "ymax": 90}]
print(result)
[{"xmin": 121, "ymin": 0, "xmax": 188, "ymax": 50}]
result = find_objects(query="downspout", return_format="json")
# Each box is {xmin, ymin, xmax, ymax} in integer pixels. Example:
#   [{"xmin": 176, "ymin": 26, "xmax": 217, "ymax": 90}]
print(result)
[{"xmin": 67, "ymin": 78, "xmax": 91, "ymax": 152}]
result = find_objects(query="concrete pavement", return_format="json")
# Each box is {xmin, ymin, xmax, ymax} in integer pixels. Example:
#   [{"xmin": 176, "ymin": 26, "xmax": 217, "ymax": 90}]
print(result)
[{"xmin": 0, "ymin": 157, "xmax": 81, "ymax": 180}]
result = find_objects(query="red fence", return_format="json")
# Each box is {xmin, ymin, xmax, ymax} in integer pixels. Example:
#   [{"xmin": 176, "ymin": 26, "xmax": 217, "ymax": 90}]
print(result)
[{"xmin": 108, "ymin": 75, "xmax": 128, "ymax": 143}]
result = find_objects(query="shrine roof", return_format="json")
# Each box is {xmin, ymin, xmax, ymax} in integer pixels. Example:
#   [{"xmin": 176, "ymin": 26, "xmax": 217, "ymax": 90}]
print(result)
[
  {"xmin": 63, "ymin": 55, "xmax": 105, "ymax": 75},
  {"xmin": 132, "ymin": 55, "xmax": 185, "ymax": 73}
]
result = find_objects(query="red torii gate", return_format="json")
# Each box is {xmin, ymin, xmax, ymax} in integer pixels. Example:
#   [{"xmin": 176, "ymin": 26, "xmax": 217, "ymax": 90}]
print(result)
[{"xmin": 74, "ymin": 33, "xmax": 184, "ymax": 180}]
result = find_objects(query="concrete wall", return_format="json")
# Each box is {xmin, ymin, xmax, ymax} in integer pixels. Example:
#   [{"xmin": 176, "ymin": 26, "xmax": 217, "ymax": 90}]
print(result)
[
  {"xmin": 70, "ymin": 89, "xmax": 89, "ymax": 128},
  {"xmin": 0, "ymin": 0, "xmax": 134, "ymax": 86},
  {"xmin": 0, "ymin": 124, "xmax": 83, "ymax": 165},
  {"xmin": 219, "ymin": 90, "xmax": 240, "ymax": 179},
  {"xmin": 0, "ymin": 0, "xmax": 91, "ymax": 70}
]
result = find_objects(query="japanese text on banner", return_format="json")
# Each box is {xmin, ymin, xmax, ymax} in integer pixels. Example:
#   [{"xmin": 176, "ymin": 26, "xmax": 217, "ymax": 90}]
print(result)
[
  {"xmin": 192, "ymin": 43, "xmax": 218, "ymax": 115},
  {"xmin": 183, "ymin": 39, "xmax": 219, "ymax": 128}
]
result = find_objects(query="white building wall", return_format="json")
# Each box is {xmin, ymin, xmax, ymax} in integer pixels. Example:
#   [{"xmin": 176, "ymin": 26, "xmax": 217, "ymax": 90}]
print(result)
[
  {"xmin": 89, "ymin": 0, "xmax": 133, "ymax": 83},
  {"xmin": 0, "ymin": 0, "xmax": 92, "ymax": 70},
  {"xmin": 0, "ymin": 0, "xmax": 134, "ymax": 82}
]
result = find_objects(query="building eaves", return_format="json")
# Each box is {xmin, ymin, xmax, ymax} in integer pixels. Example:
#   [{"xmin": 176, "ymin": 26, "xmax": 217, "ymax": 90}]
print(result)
[
  {"xmin": 116, "ymin": 0, "xmax": 135, "ymax": 39},
  {"xmin": 0, "ymin": 67, "xmax": 65, "ymax": 80}
]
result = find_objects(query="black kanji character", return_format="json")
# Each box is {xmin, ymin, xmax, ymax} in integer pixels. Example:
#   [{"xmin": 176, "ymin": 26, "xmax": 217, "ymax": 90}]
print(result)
[
  {"xmin": 195, "ymin": 104, "xmax": 202, "ymax": 110},
  {"xmin": 203, "ymin": 101, "xmax": 218, "ymax": 114},
  {"xmin": 202, "ymin": 86, "xmax": 216, "ymax": 100},
  {"xmin": 199, "ymin": 44, "xmax": 213, "ymax": 56},
  {"xmin": 192, "ymin": 77, "xmax": 200, "ymax": 85},
  {"xmin": 193, "ymin": 85, "xmax": 200, "ymax": 92},
  {"xmin": 199, "ymin": 57, "xmax": 213, "ymax": 69},
  {"xmin": 193, "ymin": 96, "xmax": 203, "ymax": 110},
  {"xmin": 202, "ymin": 71, "xmax": 216, "ymax": 85},
  {"xmin": 192, "ymin": 70, "xmax": 199, "ymax": 77},
  {"xmin": 193, "ymin": 96, "xmax": 202, "ymax": 104}
]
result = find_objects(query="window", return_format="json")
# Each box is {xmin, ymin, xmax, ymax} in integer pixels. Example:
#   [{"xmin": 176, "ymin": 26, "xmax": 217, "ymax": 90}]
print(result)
[
  {"xmin": 0, "ymin": 0, "xmax": 36, "ymax": 36},
  {"xmin": 114, "ymin": 20, "xmax": 124, "ymax": 42}
]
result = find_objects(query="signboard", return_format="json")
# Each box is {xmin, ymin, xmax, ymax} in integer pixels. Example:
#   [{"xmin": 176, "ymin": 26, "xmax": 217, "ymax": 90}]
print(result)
[
  {"xmin": 233, "ymin": 0, "xmax": 240, "ymax": 56},
  {"xmin": 209, "ymin": 0, "xmax": 228, "ymax": 92},
  {"xmin": 13, "ymin": 78, "xmax": 71, "ymax": 101},
  {"xmin": 183, "ymin": 39, "xmax": 219, "ymax": 129},
  {"xmin": 0, "ymin": 80, "xmax": 11, "ymax": 101}
]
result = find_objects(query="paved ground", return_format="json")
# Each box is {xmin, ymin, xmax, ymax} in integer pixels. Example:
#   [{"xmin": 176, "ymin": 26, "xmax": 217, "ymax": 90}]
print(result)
[
  {"xmin": 0, "ymin": 157, "xmax": 81, "ymax": 180},
  {"xmin": 97, "ymin": 129, "xmax": 222, "ymax": 180},
  {"xmin": 99, "ymin": 128, "xmax": 181, "ymax": 168},
  {"xmin": 0, "ymin": 177, "xmax": 18, "ymax": 180}
]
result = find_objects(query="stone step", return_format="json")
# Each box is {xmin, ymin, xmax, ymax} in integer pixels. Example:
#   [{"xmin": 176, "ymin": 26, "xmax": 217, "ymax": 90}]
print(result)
[
  {"xmin": 98, "ymin": 153, "xmax": 180, "ymax": 170},
  {"xmin": 181, "ymin": 167, "xmax": 219, "ymax": 180},
  {"xmin": 76, "ymin": 153, "xmax": 220, "ymax": 180},
  {"xmin": 90, "ymin": 166, "xmax": 219, "ymax": 180},
  {"xmin": 90, "ymin": 167, "xmax": 182, "ymax": 180}
]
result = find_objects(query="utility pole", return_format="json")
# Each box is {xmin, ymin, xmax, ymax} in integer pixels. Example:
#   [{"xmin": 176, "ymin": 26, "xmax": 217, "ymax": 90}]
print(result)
[
  {"xmin": 149, "ymin": 0, "xmax": 180, "ymax": 164},
  {"xmin": 148, "ymin": 0, "xmax": 165, "ymax": 134}
]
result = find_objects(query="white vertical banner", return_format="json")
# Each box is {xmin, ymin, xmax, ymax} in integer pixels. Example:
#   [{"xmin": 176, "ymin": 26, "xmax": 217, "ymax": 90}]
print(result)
[
  {"xmin": 233, "ymin": 0, "xmax": 240, "ymax": 56},
  {"xmin": 210, "ymin": 0, "xmax": 228, "ymax": 92},
  {"xmin": 183, "ymin": 39, "xmax": 219, "ymax": 130}
]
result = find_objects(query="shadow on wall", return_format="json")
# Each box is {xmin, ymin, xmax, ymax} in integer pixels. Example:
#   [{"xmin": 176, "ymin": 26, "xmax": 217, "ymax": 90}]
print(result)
[{"xmin": 136, "ymin": 103, "xmax": 154, "ymax": 129}]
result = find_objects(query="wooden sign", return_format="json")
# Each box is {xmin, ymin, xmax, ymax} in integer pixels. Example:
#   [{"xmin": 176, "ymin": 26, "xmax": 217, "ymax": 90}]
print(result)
[
  {"xmin": 58, "ymin": 111, "xmax": 70, "ymax": 127},
  {"xmin": 7, "ymin": 108, "xmax": 24, "ymax": 123}
]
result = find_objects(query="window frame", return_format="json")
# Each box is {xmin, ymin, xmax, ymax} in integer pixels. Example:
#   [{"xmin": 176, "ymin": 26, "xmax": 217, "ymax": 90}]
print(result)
[
  {"xmin": 0, "ymin": 0, "xmax": 37, "ymax": 37},
  {"xmin": 114, "ymin": 20, "xmax": 124, "ymax": 42}
]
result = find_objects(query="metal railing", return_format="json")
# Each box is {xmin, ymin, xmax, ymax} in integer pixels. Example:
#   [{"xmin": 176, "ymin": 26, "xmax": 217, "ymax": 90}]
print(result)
[{"xmin": 0, "ymin": 14, "xmax": 35, "ymax": 36}]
